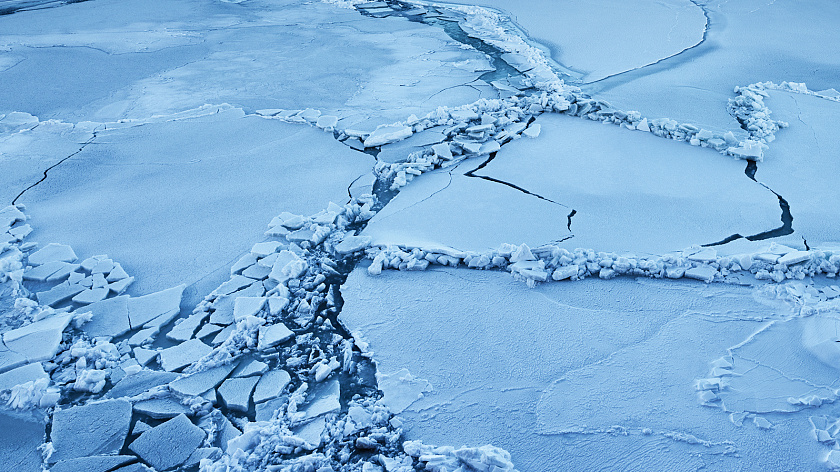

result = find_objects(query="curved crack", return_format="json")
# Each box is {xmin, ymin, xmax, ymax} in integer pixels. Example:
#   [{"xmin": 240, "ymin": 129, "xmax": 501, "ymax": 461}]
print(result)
[{"xmin": 11, "ymin": 128, "xmax": 99, "ymax": 205}]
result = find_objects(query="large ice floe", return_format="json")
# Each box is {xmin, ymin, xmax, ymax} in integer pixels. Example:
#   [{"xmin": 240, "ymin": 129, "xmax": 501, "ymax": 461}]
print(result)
[{"xmin": 1, "ymin": 0, "xmax": 840, "ymax": 471}]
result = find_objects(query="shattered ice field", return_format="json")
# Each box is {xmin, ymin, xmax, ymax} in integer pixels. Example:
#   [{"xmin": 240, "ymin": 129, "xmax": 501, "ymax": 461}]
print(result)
[{"xmin": 1, "ymin": 0, "xmax": 840, "ymax": 471}]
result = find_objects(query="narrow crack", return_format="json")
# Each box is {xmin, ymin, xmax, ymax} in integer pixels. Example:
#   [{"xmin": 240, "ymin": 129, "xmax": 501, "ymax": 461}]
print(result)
[{"xmin": 11, "ymin": 128, "xmax": 99, "ymax": 205}]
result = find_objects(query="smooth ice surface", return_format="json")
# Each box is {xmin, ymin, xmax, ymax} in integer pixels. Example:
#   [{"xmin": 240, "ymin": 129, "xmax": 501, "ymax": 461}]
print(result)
[
  {"xmin": 587, "ymin": 1, "xmax": 840, "ymax": 132},
  {"xmin": 253, "ymin": 369, "xmax": 291, "ymax": 404},
  {"xmin": 158, "ymin": 339, "xmax": 212, "ymax": 372},
  {"xmin": 129, "ymin": 414, "xmax": 205, "ymax": 471},
  {"xmin": 365, "ymin": 114, "xmax": 779, "ymax": 253},
  {"xmin": 50, "ymin": 399, "xmax": 132, "ymax": 462},
  {"xmin": 0, "ymin": 411, "xmax": 44, "ymax": 471},
  {"xmin": 217, "ymin": 376, "xmax": 259, "ymax": 413},
  {"xmin": 341, "ymin": 266, "xmax": 827, "ymax": 471},
  {"xmin": 105, "ymin": 370, "xmax": 178, "ymax": 399},
  {"xmin": 445, "ymin": 0, "xmax": 706, "ymax": 83}
]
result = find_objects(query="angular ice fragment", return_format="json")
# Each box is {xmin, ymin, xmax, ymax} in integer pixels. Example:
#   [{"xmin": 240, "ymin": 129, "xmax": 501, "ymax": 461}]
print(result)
[
  {"xmin": 510, "ymin": 244, "xmax": 535, "ymax": 262},
  {"xmin": 304, "ymin": 379, "xmax": 340, "ymax": 419},
  {"xmin": 28, "ymin": 243, "xmax": 77, "ymax": 266},
  {"xmin": 684, "ymin": 266, "xmax": 717, "ymax": 283},
  {"xmin": 232, "ymin": 359, "xmax": 268, "ymax": 378},
  {"xmin": 218, "ymin": 376, "xmax": 259, "ymax": 412},
  {"xmin": 129, "ymin": 414, "xmax": 205, "ymax": 471},
  {"xmin": 522, "ymin": 124, "xmax": 541, "ymax": 138},
  {"xmin": 23, "ymin": 260, "xmax": 71, "ymax": 281},
  {"xmin": 0, "ymin": 363, "xmax": 48, "ymax": 391},
  {"xmin": 727, "ymin": 140, "xmax": 766, "ymax": 161},
  {"xmin": 258, "ymin": 323, "xmax": 294, "ymax": 350},
  {"xmin": 2, "ymin": 313, "xmax": 72, "ymax": 363},
  {"xmin": 169, "ymin": 363, "xmax": 237, "ymax": 397},
  {"xmin": 335, "ymin": 235, "xmax": 372, "ymax": 255},
  {"xmin": 364, "ymin": 125, "xmax": 413, "ymax": 148},
  {"xmin": 133, "ymin": 397, "xmax": 191, "ymax": 419},
  {"xmin": 432, "ymin": 142, "xmax": 453, "ymax": 160},
  {"xmin": 108, "ymin": 277, "xmax": 134, "ymax": 295},
  {"xmin": 778, "ymin": 250, "xmax": 810, "ymax": 266},
  {"xmin": 105, "ymin": 370, "xmax": 178, "ymax": 399},
  {"xmin": 251, "ymin": 241, "xmax": 282, "ymax": 257},
  {"xmin": 132, "ymin": 347, "xmax": 158, "ymax": 366},
  {"xmin": 36, "ymin": 281, "xmax": 85, "ymax": 307},
  {"xmin": 316, "ymin": 115, "xmax": 338, "ymax": 130},
  {"xmin": 166, "ymin": 312, "xmax": 208, "ymax": 342},
  {"xmin": 552, "ymin": 265, "xmax": 578, "ymax": 281},
  {"xmin": 72, "ymin": 288, "xmax": 109, "ymax": 305},
  {"xmin": 234, "ymin": 297, "xmax": 266, "ymax": 322},
  {"xmin": 128, "ymin": 284, "xmax": 185, "ymax": 329},
  {"xmin": 253, "ymin": 369, "xmax": 291, "ymax": 404},
  {"xmin": 158, "ymin": 339, "xmax": 212, "ymax": 372},
  {"xmin": 51, "ymin": 399, "xmax": 132, "ymax": 462}
]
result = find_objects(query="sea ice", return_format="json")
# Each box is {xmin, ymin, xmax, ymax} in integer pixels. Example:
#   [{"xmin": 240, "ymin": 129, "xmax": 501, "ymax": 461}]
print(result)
[
  {"xmin": 218, "ymin": 376, "xmax": 259, "ymax": 412},
  {"xmin": 129, "ymin": 414, "xmax": 205, "ymax": 471},
  {"xmin": 2, "ymin": 313, "xmax": 72, "ymax": 363},
  {"xmin": 169, "ymin": 362, "xmax": 237, "ymax": 397},
  {"xmin": 158, "ymin": 339, "xmax": 212, "ymax": 372},
  {"xmin": 50, "ymin": 399, "xmax": 132, "ymax": 462},
  {"xmin": 76, "ymin": 295, "xmax": 131, "ymax": 339},
  {"xmin": 253, "ymin": 369, "xmax": 291, "ymax": 404},
  {"xmin": 127, "ymin": 284, "xmax": 185, "ymax": 329},
  {"xmin": 50, "ymin": 455, "xmax": 135, "ymax": 472},
  {"xmin": 105, "ymin": 370, "xmax": 178, "ymax": 399},
  {"xmin": 133, "ymin": 397, "xmax": 192, "ymax": 419},
  {"xmin": 258, "ymin": 323, "xmax": 294, "ymax": 350},
  {"xmin": 27, "ymin": 243, "xmax": 77, "ymax": 266}
]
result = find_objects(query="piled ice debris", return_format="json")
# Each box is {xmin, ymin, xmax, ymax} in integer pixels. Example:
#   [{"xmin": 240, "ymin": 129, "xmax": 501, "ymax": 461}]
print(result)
[
  {"xmin": 761, "ymin": 81, "xmax": 840, "ymax": 103},
  {"xmin": 0, "ymin": 199, "xmax": 521, "ymax": 471},
  {"xmin": 365, "ymin": 241, "xmax": 840, "ymax": 288}
]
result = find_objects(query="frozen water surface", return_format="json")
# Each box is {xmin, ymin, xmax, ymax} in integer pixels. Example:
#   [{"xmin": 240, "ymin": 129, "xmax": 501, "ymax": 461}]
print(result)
[{"xmin": 0, "ymin": 0, "xmax": 839, "ymax": 471}]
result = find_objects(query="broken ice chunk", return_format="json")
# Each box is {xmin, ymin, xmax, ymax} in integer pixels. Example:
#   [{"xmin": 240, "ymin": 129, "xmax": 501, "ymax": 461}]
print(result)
[
  {"xmin": 292, "ymin": 417, "xmax": 326, "ymax": 449},
  {"xmin": 258, "ymin": 323, "xmax": 294, "ymax": 350},
  {"xmin": 0, "ymin": 343, "xmax": 26, "ymax": 373},
  {"xmin": 132, "ymin": 347, "xmax": 158, "ymax": 366},
  {"xmin": 195, "ymin": 323, "xmax": 223, "ymax": 339},
  {"xmin": 232, "ymin": 359, "xmax": 268, "ymax": 378},
  {"xmin": 133, "ymin": 397, "xmax": 192, "ymax": 419},
  {"xmin": 158, "ymin": 339, "xmax": 212, "ymax": 372},
  {"xmin": 50, "ymin": 455, "xmax": 135, "ymax": 472},
  {"xmin": 166, "ymin": 312, "xmax": 208, "ymax": 342},
  {"xmin": 214, "ymin": 275, "xmax": 254, "ymax": 297},
  {"xmin": 778, "ymin": 250, "xmax": 810, "ymax": 266},
  {"xmin": 23, "ymin": 260, "xmax": 74, "ymax": 282},
  {"xmin": 364, "ymin": 125, "xmax": 413, "ymax": 148},
  {"xmin": 72, "ymin": 287, "xmax": 109, "ymax": 305},
  {"xmin": 183, "ymin": 447, "xmax": 223, "ymax": 469},
  {"xmin": 105, "ymin": 370, "xmax": 178, "ymax": 399},
  {"xmin": 251, "ymin": 241, "xmax": 282, "ymax": 257},
  {"xmin": 253, "ymin": 369, "xmax": 291, "ymax": 404},
  {"xmin": 304, "ymin": 380, "xmax": 340, "ymax": 419},
  {"xmin": 108, "ymin": 277, "xmax": 134, "ymax": 295},
  {"xmin": 522, "ymin": 124, "xmax": 541, "ymax": 138},
  {"xmin": 727, "ymin": 140, "xmax": 766, "ymax": 161},
  {"xmin": 129, "ymin": 414, "xmax": 205, "ymax": 471},
  {"xmin": 335, "ymin": 235, "xmax": 372, "ymax": 255},
  {"xmin": 168, "ymin": 363, "xmax": 237, "ymax": 397},
  {"xmin": 28, "ymin": 243, "xmax": 77, "ymax": 266},
  {"xmin": 0, "ymin": 363, "xmax": 48, "ymax": 391},
  {"xmin": 255, "ymin": 396, "xmax": 286, "ymax": 422},
  {"xmin": 234, "ymin": 297, "xmax": 266, "ymax": 321},
  {"xmin": 316, "ymin": 115, "xmax": 338, "ymax": 130},
  {"xmin": 128, "ymin": 284, "xmax": 185, "ymax": 329},
  {"xmin": 218, "ymin": 376, "xmax": 259, "ymax": 412},
  {"xmin": 106, "ymin": 263, "xmax": 129, "ymax": 282},
  {"xmin": 2, "ymin": 313, "xmax": 72, "ymax": 363},
  {"xmin": 0, "ymin": 205, "xmax": 26, "ymax": 230},
  {"xmin": 431, "ymin": 142, "xmax": 453, "ymax": 160},
  {"xmin": 684, "ymin": 266, "xmax": 717, "ymax": 283},
  {"xmin": 50, "ymin": 399, "xmax": 132, "ymax": 462},
  {"xmin": 552, "ymin": 265, "xmax": 578, "ymax": 281},
  {"xmin": 36, "ymin": 281, "xmax": 86, "ymax": 307},
  {"xmin": 127, "ymin": 326, "xmax": 158, "ymax": 347}
]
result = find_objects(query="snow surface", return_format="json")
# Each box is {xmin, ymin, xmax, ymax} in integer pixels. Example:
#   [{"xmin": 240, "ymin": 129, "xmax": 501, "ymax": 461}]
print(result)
[{"xmin": 1, "ymin": 0, "xmax": 839, "ymax": 471}]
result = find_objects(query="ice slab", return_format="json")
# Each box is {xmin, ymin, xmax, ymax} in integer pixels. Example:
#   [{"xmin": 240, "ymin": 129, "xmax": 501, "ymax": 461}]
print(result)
[
  {"xmin": 133, "ymin": 397, "xmax": 192, "ymax": 419},
  {"xmin": 50, "ymin": 399, "xmax": 132, "ymax": 462},
  {"xmin": 127, "ymin": 284, "xmax": 185, "ymax": 329},
  {"xmin": 233, "ymin": 297, "xmax": 266, "ymax": 322},
  {"xmin": 258, "ymin": 323, "xmax": 294, "ymax": 350},
  {"xmin": 50, "ymin": 455, "xmax": 135, "ymax": 472},
  {"xmin": 303, "ymin": 380, "xmax": 340, "ymax": 420},
  {"xmin": 166, "ymin": 312, "xmax": 208, "ymax": 342},
  {"xmin": 27, "ymin": 243, "xmax": 76, "ymax": 266},
  {"xmin": 76, "ymin": 295, "xmax": 131, "ymax": 339},
  {"xmin": 253, "ymin": 369, "xmax": 291, "ymax": 404},
  {"xmin": 0, "ymin": 343, "xmax": 26, "ymax": 373},
  {"xmin": 218, "ymin": 376, "xmax": 259, "ymax": 412},
  {"xmin": 105, "ymin": 370, "xmax": 178, "ymax": 399},
  {"xmin": 2, "ymin": 313, "xmax": 72, "ymax": 363},
  {"xmin": 169, "ymin": 362, "xmax": 237, "ymax": 397},
  {"xmin": 129, "ymin": 414, "xmax": 205, "ymax": 471},
  {"xmin": 375, "ymin": 368, "xmax": 432, "ymax": 414},
  {"xmin": 0, "ymin": 410, "xmax": 45, "ymax": 472},
  {"xmin": 0, "ymin": 362, "xmax": 48, "ymax": 391},
  {"xmin": 232, "ymin": 359, "xmax": 268, "ymax": 378},
  {"xmin": 158, "ymin": 339, "xmax": 212, "ymax": 372},
  {"xmin": 36, "ymin": 281, "xmax": 85, "ymax": 307}
]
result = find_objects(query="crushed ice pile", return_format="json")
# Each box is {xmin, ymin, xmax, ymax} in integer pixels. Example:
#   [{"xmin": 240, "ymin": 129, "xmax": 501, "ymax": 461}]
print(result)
[{"xmin": 366, "ymin": 242, "xmax": 840, "ymax": 288}]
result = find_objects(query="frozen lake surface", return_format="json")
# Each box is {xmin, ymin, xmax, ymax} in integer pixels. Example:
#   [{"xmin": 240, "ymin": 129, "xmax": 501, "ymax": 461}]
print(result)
[{"xmin": 1, "ymin": 1, "xmax": 839, "ymax": 471}]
